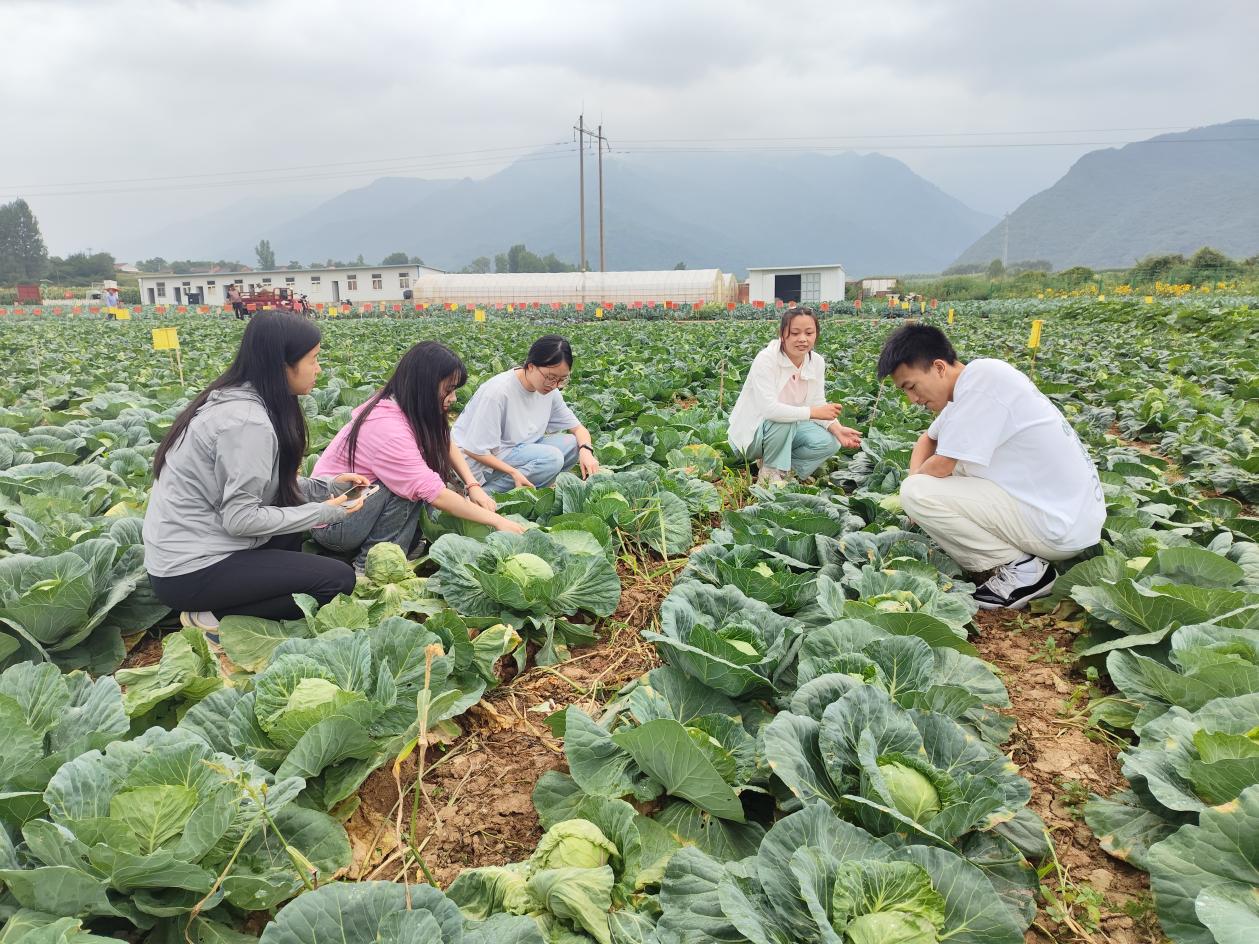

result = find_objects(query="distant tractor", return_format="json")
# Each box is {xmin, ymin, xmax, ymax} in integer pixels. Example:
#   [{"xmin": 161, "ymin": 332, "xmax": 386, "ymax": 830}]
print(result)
[{"xmin": 239, "ymin": 287, "xmax": 311, "ymax": 316}]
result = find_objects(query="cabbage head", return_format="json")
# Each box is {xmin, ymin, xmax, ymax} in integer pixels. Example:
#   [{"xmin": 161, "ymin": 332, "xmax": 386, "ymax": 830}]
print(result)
[
  {"xmin": 531, "ymin": 818, "xmax": 618, "ymax": 870},
  {"xmin": 501, "ymin": 552, "xmax": 556, "ymax": 587},
  {"xmin": 878, "ymin": 494, "xmax": 904, "ymax": 515},
  {"xmin": 364, "ymin": 541, "xmax": 412, "ymax": 584},
  {"xmin": 869, "ymin": 590, "xmax": 921, "ymax": 613},
  {"xmin": 878, "ymin": 760, "xmax": 941, "ymax": 823},
  {"xmin": 832, "ymin": 860, "xmax": 946, "ymax": 944}
]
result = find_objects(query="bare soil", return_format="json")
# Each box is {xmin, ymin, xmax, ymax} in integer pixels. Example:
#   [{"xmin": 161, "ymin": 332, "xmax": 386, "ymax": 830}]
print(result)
[
  {"xmin": 973, "ymin": 610, "xmax": 1165, "ymax": 944},
  {"xmin": 345, "ymin": 559, "xmax": 668, "ymax": 887}
]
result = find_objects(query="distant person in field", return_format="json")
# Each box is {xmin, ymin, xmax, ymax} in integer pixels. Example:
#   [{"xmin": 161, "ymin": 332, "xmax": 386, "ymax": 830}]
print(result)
[
  {"xmin": 143, "ymin": 313, "xmax": 367, "ymax": 636},
  {"xmin": 877, "ymin": 323, "xmax": 1105, "ymax": 610},
  {"xmin": 312, "ymin": 341, "xmax": 525, "ymax": 569},
  {"xmin": 452, "ymin": 335, "xmax": 600, "ymax": 493},
  {"xmin": 104, "ymin": 287, "xmax": 119, "ymax": 319},
  {"xmin": 727, "ymin": 307, "xmax": 863, "ymax": 486},
  {"xmin": 227, "ymin": 284, "xmax": 247, "ymax": 320}
]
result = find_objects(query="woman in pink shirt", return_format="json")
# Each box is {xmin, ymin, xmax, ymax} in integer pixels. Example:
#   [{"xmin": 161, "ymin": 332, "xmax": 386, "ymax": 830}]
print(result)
[{"xmin": 312, "ymin": 341, "xmax": 523, "ymax": 568}]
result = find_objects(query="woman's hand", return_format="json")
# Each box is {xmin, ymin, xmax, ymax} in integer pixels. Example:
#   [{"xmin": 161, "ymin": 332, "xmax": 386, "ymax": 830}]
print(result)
[
  {"xmin": 467, "ymin": 483, "xmax": 498, "ymax": 511},
  {"xmin": 496, "ymin": 517, "xmax": 527, "ymax": 535},
  {"xmin": 325, "ymin": 492, "xmax": 366, "ymax": 514},
  {"xmin": 831, "ymin": 424, "xmax": 863, "ymax": 449},
  {"xmin": 509, "ymin": 468, "xmax": 536, "ymax": 490},
  {"xmin": 332, "ymin": 472, "xmax": 371, "ymax": 488},
  {"xmin": 810, "ymin": 403, "xmax": 843, "ymax": 421},
  {"xmin": 578, "ymin": 448, "xmax": 600, "ymax": 479}
]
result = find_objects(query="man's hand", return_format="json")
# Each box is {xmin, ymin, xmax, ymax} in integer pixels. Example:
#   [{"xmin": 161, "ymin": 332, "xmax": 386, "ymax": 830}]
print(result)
[
  {"xmin": 810, "ymin": 403, "xmax": 843, "ymax": 421},
  {"xmin": 509, "ymin": 468, "xmax": 536, "ymax": 490}
]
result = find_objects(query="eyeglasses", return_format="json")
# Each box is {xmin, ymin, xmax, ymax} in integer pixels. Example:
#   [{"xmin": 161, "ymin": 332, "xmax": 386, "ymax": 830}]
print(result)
[{"xmin": 533, "ymin": 366, "xmax": 570, "ymax": 389}]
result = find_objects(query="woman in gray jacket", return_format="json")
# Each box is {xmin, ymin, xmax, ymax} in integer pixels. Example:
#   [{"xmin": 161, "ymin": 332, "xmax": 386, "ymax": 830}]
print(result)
[{"xmin": 143, "ymin": 313, "xmax": 366, "ymax": 634}]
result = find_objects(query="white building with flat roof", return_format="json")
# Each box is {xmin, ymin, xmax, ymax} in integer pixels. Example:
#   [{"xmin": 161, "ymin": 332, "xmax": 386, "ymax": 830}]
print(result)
[
  {"xmin": 746, "ymin": 264, "xmax": 845, "ymax": 305},
  {"xmin": 409, "ymin": 269, "xmax": 732, "ymax": 306},
  {"xmin": 136, "ymin": 263, "xmax": 443, "ymax": 306}
]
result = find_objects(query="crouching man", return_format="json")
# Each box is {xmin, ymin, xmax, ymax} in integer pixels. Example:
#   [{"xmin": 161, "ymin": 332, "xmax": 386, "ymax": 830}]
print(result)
[{"xmin": 876, "ymin": 324, "xmax": 1104, "ymax": 610}]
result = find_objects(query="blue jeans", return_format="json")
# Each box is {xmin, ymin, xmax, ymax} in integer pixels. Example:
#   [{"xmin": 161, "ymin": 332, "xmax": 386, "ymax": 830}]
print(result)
[
  {"xmin": 310, "ymin": 483, "xmax": 423, "ymax": 569},
  {"xmin": 743, "ymin": 420, "xmax": 839, "ymax": 478},
  {"xmin": 481, "ymin": 433, "xmax": 579, "ymax": 493}
]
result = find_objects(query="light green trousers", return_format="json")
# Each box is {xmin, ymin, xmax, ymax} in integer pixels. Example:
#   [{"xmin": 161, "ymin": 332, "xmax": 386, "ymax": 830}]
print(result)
[{"xmin": 743, "ymin": 420, "xmax": 839, "ymax": 477}]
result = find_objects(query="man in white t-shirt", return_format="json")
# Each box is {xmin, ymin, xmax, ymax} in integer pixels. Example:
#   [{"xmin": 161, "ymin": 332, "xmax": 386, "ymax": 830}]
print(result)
[{"xmin": 876, "ymin": 324, "xmax": 1104, "ymax": 610}]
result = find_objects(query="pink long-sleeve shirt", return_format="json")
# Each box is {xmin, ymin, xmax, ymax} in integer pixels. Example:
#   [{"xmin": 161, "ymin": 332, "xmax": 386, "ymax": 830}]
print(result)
[{"xmin": 313, "ymin": 398, "xmax": 446, "ymax": 503}]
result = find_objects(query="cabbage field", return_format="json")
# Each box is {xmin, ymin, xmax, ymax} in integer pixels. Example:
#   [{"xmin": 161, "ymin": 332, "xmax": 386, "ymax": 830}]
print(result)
[{"xmin": 0, "ymin": 298, "xmax": 1255, "ymax": 944}]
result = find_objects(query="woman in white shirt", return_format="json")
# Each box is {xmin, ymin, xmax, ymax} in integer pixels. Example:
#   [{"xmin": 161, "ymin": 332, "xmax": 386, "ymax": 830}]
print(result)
[{"xmin": 727, "ymin": 308, "xmax": 862, "ymax": 485}]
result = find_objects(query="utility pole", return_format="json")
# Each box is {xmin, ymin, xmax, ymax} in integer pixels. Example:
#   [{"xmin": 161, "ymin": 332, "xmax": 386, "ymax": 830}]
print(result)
[
  {"xmin": 1002, "ymin": 213, "xmax": 1010, "ymax": 268},
  {"xmin": 596, "ymin": 124, "xmax": 610, "ymax": 272},
  {"xmin": 575, "ymin": 114, "xmax": 586, "ymax": 272},
  {"xmin": 574, "ymin": 117, "xmax": 610, "ymax": 272}
]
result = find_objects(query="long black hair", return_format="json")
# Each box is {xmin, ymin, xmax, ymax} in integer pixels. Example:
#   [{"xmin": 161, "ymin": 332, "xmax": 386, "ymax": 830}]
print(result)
[
  {"xmin": 153, "ymin": 312, "xmax": 321, "ymax": 507},
  {"xmin": 524, "ymin": 335, "xmax": 573, "ymax": 369},
  {"xmin": 344, "ymin": 340, "xmax": 467, "ymax": 485}
]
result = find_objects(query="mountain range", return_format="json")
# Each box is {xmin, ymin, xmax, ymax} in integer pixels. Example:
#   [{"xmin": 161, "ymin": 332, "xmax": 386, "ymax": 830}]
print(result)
[
  {"xmin": 133, "ymin": 120, "xmax": 1258, "ymax": 276},
  {"xmin": 953, "ymin": 120, "xmax": 1259, "ymax": 270},
  {"xmin": 159, "ymin": 151, "xmax": 996, "ymax": 277}
]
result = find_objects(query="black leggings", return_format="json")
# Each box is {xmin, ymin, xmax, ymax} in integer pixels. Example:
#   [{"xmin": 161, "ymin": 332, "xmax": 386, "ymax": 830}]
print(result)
[{"xmin": 148, "ymin": 533, "xmax": 355, "ymax": 620}]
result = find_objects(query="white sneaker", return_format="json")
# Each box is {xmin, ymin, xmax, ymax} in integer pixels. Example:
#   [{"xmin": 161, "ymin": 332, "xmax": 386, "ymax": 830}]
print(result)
[
  {"xmin": 757, "ymin": 466, "xmax": 789, "ymax": 488},
  {"xmin": 180, "ymin": 610, "xmax": 221, "ymax": 643},
  {"xmin": 973, "ymin": 556, "xmax": 1057, "ymax": 610}
]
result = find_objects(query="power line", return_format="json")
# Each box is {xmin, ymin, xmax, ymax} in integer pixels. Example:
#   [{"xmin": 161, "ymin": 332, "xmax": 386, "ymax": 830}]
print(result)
[
  {"xmin": 0, "ymin": 149, "xmax": 577, "ymax": 200},
  {"xmin": 6, "ymin": 127, "xmax": 1251, "ymax": 201},
  {"xmin": 0, "ymin": 142, "xmax": 570, "ymax": 193},
  {"xmin": 615, "ymin": 125, "xmax": 1205, "ymax": 143},
  {"xmin": 613, "ymin": 136, "xmax": 1258, "ymax": 154}
]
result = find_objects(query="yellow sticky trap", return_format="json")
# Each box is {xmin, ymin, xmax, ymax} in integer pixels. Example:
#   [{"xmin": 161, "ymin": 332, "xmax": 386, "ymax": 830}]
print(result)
[
  {"xmin": 152, "ymin": 327, "xmax": 179, "ymax": 350},
  {"xmin": 474, "ymin": 309, "xmax": 486, "ymax": 322},
  {"xmin": 595, "ymin": 307, "xmax": 603, "ymax": 319},
  {"xmin": 1028, "ymin": 319, "xmax": 1043, "ymax": 349},
  {"xmin": 1098, "ymin": 294, "xmax": 1106, "ymax": 301},
  {"xmin": 919, "ymin": 301, "xmax": 925, "ymax": 313},
  {"xmin": 947, "ymin": 308, "xmax": 955, "ymax": 325},
  {"xmin": 1144, "ymin": 295, "xmax": 1154, "ymax": 304},
  {"xmin": 114, "ymin": 308, "xmax": 131, "ymax": 320},
  {"xmin": 900, "ymin": 301, "xmax": 909, "ymax": 310}
]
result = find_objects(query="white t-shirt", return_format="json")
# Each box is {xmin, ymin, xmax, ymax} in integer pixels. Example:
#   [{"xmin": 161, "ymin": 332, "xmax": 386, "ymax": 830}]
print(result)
[
  {"xmin": 452, "ymin": 369, "xmax": 580, "ymax": 481},
  {"xmin": 928, "ymin": 359, "xmax": 1104, "ymax": 549}
]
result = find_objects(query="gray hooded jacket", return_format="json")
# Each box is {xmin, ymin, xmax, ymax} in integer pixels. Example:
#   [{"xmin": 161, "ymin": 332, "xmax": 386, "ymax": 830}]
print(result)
[{"xmin": 143, "ymin": 384, "xmax": 347, "ymax": 577}]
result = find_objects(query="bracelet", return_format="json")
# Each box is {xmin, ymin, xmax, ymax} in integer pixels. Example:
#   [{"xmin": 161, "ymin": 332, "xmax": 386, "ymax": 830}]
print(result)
[
  {"xmin": 579, "ymin": 444, "xmax": 594, "ymax": 454},
  {"xmin": 466, "ymin": 482, "xmax": 484, "ymax": 491}
]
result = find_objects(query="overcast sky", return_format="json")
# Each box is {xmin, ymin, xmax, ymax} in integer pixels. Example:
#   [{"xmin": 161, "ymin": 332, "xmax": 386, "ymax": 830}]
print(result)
[{"xmin": 2, "ymin": 0, "xmax": 1256, "ymax": 257}]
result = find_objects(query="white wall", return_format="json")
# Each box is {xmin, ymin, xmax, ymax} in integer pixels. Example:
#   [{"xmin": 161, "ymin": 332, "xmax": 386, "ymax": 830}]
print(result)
[
  {"xmin": 747, "ymin": 267, "xmax": 845, "ymax": 304},
  {"xmin": 137, "ymin": 266, "xmax": 421, "ymax": 306}
]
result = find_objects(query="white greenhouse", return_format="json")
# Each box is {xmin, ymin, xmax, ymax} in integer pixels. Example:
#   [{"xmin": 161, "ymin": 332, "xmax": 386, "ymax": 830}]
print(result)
[{"xmin": 409, "ymin": 269, "xmax": 732, "ymax": 306}]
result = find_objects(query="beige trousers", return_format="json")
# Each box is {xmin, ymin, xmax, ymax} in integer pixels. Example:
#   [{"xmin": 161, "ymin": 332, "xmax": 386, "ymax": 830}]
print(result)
[{"xmin": 899, "ymin": 472, "xmax": 1080, "ymax": 572}]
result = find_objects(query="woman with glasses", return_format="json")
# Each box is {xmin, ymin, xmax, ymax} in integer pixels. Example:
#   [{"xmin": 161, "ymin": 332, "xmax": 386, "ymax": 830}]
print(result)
[
  {"xmin": 728, "ymin": 307, "xmax": 863, "ymax": 486},
  {"xmin": 453, "ymin": 334, "xmax": 601, "ymax": 493}
]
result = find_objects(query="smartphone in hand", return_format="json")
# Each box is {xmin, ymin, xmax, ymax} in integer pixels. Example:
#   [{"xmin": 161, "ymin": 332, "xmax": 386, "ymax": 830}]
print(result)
[{"xmin": 343, "ymin": 483, "xmax": 380, "ymax": 503}]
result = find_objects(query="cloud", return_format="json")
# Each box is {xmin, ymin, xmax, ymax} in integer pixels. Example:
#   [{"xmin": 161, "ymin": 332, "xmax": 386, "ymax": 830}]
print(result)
[{"xmin": 1, "ymin": 0, "xmax": 1255, "ymax": 253}]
